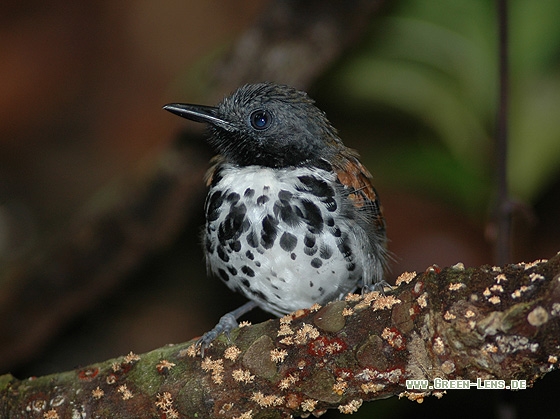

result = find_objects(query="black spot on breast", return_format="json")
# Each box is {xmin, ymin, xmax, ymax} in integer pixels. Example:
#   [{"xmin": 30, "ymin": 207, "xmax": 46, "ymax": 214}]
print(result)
[
  {"xmin": 245, "ymin": 250, "xmax": 254, "ymax": 260},
  {"xmin": 304, "ymin": 232, "xmax": 317, "ymax": 255},
  {"xmin": 338, "ymin": 236, "xmax": 353, "ymax": 259},
  {"xmin": 297, "ymin": 176, "xmax": 335, "ymax": 199},
  {"xmin": 304, "ymin": 233, "xmax": 316, "ymax": 248},
  {"xmin": 246, "ymin": 230, "xmax": 259, "ymax": 248},
  {"xmin": 217, "ymin": 246, "xmax": 229, "ymax": 262},
  {"xmin": 314, "ymin": 158, "xmax": 332, "ymax": 172},
  {"xmin": 304, "ymin": 246, "xmax": 317, "ymax": 256},
  {"xmin": 291, "ymin": 253, "xmax": 297, "ymax": 260},
  {"xmin": 205, "ymin": 190, "xmax": 224, "ymax": 222},
  {"xmin": 226, "ymin": 192, "xmax": 240, "ymax": 204},
  {"xmin": 311, "ymin": 257, "xmax": 322, "ymax": 269},
  {"xmin": 324, "ymin": 198, "xmax": 337, "ymax": 212},
  {"xmin": 331, "ymin": 226, "xmax": 342, "ymax": 238},
  {"xmin": 241, "ymin": 278, "xmax": 251, "ymax": 288},
  {"xmin": 244, "ymin": 188, "xmax": 255, "ymax": 198},
  {"xmin": 241, "ymin": 266, "xmax": 255, "ymax": 277},
  {"xmin": 217, "ymin": 203, "xmax": 247, "ymax": 244},
  {"xmin": 255, "ymin": 261, "xmax": 261, "ymax": 267},
  {"xmin": 309, "ymin": 281, "xmax": 314, "ymax": 287},
  {"xmin": 218, "ymin": 268, "xmax": 229, "ymax": 282},
  {"xmin": 298, "ymin": 176, "xmax": 337, "ymax": 212},
  {"xmin": 261, "ymin": 215, "xmax": 278, "ymax": 249},
  {"xmin": 301, "ymin": 199, "xmax": 323, "ymax": 234},
  {"xmin": 228, "ymin": 266, "xmax": 238, "ymax": 276},
  {"xmin": 278, "ymin": 190, "xmax": 293, "ymax": 201},
  {"xmin": 326, "ymin": 217, "xmax": 335, "ymax": 227},
  {"xmin": 273, "ymin": 200, "xmax": 300, "ymax": 227},
  {"xmin": 242, "ymin": 218, "xmax": 251, "ymax": 232},
  {"xmin": 229, "ymin": 240, "xmax": 241, "ymax": 252},
  {"xmin": 347, "ymin": 262, "xmax": 356, "ymax": 271},
  {"xmin": 257, "ymin": 195, "xmax": 270, "ymax": 205},
  {"xmin": 319, "ymin": 245, "xmax": 333, "ymax": 260},
  {"xmin": 280, "ymin": 232, "xmax": 297, "ymax": 252}
]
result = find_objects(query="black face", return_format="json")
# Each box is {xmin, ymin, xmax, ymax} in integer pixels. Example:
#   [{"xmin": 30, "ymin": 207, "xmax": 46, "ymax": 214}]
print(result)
[{"xmin": 164, "ymin": 83, "xmax": 342, "ymax": 168}]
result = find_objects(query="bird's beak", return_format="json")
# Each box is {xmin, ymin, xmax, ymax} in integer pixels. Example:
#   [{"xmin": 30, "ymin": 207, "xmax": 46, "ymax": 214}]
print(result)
[{"xmin": 163, "ymin": 103, "xmax": 233, "ymax": 131}]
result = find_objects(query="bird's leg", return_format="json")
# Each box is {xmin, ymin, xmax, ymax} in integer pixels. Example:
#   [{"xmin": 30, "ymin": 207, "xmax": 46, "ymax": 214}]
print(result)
[
  {"xmin": 196, "ymin": 301, "xmax": 258, "ymax": 356},
  {"xmin": 362, "ymin": 280, "xmax": 393, "ymax": 295}
]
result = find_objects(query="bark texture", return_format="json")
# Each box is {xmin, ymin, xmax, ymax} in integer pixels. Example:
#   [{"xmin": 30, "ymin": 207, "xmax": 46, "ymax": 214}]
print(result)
[{"xmin": 2, "ymin": 253, "xmax": 559, "ymax": 418}]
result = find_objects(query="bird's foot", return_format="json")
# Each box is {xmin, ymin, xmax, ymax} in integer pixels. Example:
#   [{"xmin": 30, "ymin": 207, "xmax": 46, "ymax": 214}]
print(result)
[
  {"xmin": 196, "ymin": 312, "xmax": 239, "ymax": 357},
  {"xmin": 362, "ymin": 280, "xmax": 393, "ymax": 295},
  {"xmin": 194, "ymin": 301, "xmax": 258, "ymax": 357}
]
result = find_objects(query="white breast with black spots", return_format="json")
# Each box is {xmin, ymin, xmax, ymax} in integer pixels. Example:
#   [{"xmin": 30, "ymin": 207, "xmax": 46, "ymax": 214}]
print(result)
[{"xmin": 204, "ymin": 164, "xmax": 372, "ymax": 316}]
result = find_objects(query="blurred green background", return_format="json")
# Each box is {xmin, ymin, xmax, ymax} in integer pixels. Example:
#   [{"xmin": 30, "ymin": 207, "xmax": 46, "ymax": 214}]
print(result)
[{"xmin": 327, "ymin": 0, "xmax": 560, "ymax": 215}]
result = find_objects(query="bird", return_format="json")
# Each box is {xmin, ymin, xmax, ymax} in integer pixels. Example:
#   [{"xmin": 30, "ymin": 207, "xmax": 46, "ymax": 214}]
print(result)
[{"xmin": 164, "ymin": 82, "xmax": 388, "ymax": 352}]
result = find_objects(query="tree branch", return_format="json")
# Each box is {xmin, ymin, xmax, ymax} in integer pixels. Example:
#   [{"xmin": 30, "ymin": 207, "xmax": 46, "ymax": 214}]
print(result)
[{"xmin": 2, "ymin": 252, "xmax": 559, "ymax": 418}]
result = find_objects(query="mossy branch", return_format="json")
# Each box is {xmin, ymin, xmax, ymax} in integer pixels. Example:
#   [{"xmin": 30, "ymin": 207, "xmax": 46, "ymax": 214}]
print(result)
[{"xmin": 2, "ymin": 253, "xmax": 559, "ymax": 418}]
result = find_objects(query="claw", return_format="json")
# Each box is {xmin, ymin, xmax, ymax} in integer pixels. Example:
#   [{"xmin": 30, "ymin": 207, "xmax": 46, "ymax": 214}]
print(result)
[
  {"xmin": 363, "ymin": 280, "xmax": 393, "ymax": 295},
  {"xmin": 195, "ymin": 301, "xmax": 258, "ymax": 357},
  {"xmin": 196, "ymin": 313, "xmax": 239, "ymax": 356}
]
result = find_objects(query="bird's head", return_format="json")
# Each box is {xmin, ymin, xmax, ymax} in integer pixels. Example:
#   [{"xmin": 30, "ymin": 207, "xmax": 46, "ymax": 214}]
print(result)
[{"xmin": 164, "ymin": 82, "xmax": 341, "ymax": 168}]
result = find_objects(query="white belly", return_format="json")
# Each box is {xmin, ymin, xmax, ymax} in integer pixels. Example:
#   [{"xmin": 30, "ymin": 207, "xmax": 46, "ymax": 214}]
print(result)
[{"xmin": 204, "ymin": 165, "xmax": 369, "ymax": 316}]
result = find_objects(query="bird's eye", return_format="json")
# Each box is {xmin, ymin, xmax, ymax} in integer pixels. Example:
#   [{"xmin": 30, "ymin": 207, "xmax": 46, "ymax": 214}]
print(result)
[{"xmin": 250, "ymin": 110, "xmax": 272, "ymax": 130}]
